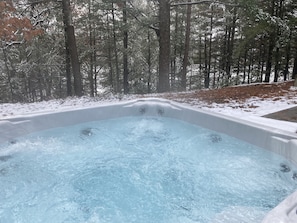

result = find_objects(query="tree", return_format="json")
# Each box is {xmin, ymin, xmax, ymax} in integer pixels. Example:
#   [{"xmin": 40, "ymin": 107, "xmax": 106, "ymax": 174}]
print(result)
[
  {"xmin": 122, "ymin": 1, "xmax": 129, "ymax": 94},
  {"xmin": 240, "ymin": 0, "xmax": 296, "ymax": 83},
  {"xmin": 61, "ymin": 0, "xmax": 83, "ymax": 97},
  {"xmin": 0, "ymin": 0, "xmax": 43, "ymax": 102},
  {"xmin": 0, "ymin": 1, "xmax": 43, "ymax": 46},
  {"xmin": 181, "ymin": 1, "xmax": 192, "ymax": 90},
  {"xmin": 293, "ymin": 50, "xmax": 297, "ymax": 86},
  {"xmin": 1, "ymin": 0, "xmax": 297, "ymax": 102},
  {"xmin": 157, "ymin": 0, "xmax": 171, "ymax": 92}
]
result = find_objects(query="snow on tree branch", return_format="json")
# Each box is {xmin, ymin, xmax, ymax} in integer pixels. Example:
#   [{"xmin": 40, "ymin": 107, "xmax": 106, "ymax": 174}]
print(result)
[
  {"xmin": 171, "ymin": 1, "xmax": 239, "ymax": 7},
  {"xmin": 0, "ymin": 1, "xmax": 43, "ymax": 47}
]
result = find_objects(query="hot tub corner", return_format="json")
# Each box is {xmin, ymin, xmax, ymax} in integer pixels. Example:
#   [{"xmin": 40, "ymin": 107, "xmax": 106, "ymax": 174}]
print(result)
[{"xmin": 262, "ymin": 189, "xmax": 297, "ymax": 223}]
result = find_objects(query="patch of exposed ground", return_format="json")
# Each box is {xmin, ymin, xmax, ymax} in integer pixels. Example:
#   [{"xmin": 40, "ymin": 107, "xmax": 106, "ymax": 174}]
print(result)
[{"xmin": 161, "ymin": 81, "xmax": 296, "ymax": 105}]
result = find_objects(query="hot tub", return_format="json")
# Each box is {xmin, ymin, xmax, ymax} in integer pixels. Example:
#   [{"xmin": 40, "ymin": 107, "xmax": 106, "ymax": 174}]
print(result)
[{"xmin": 0, "ymin": 98, "xmax": 296, "ymax": 222}]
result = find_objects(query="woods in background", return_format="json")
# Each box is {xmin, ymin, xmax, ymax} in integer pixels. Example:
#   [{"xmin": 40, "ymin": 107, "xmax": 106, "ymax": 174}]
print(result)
[{"xmin": 0, "ymin": 0, "xmax": 296, "ymax": 102}]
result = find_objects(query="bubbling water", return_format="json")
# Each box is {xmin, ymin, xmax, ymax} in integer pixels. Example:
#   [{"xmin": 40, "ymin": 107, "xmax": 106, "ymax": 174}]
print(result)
[{"xmin": 0, "ymin": 117, "xmax": 296, "ymax": 223}]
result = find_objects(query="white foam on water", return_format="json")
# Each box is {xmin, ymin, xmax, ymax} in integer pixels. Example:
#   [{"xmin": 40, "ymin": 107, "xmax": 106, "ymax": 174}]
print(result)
[{"xmin": 0, "ymin": 117, "xmax": 296, "ymax": 223}]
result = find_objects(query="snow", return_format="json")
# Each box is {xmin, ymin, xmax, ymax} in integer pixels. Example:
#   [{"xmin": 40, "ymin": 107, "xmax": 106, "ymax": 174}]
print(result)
[{"xmin": 0, "ymin": 91, "xmax": 297, "ymax": 134}]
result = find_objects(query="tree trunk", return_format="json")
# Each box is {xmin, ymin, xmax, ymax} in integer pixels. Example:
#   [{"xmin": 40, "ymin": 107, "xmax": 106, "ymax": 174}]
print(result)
[
  {"xmin": 199, "ymin": 34, "xmax": 203, "ymax": 83},
  {"xmin": 212, "ymin": 54, "xmax": 217, "ymax": 88},
  {"xmin": 36, "ymin": 49, "xmax": 44, "ymax": 100},
  {"xmin": 242, "ymin": 49, "xmax": 247, "ymax": 84},
  {"xmin": 226, "ymin": 9, "xmax": 237, "ymax": 83},
  {"xmin": 64, "ymin": 39, "xmax": 72, "ymax": 96},
  {"xmin": 67, "ymin": 26, "xmax": 83, "ymax": 96},
  {"xmin": 202, "ymin": 6, "xmax": 214, "ymax": 88},
  {"xmin": 111, "ymin": 3, "xmax": 120, "ymax": 93},
  {"xmin": 283, "ymin": 41, "xmax": 290, "ymax": 81},
  {"xmin": 123, "ymin": 0, "xmax": 129, "ymax": 94},
  {"xmin": 88, "ymin": 0, "xmax": 94, "ymax": 97},
  {"xmin": 106, "ymin": 14, "xmax": 114, "ymax": 90},
  {"xmin": 294, "ymin": 52, "xmax": 297, "ymax": 86},
  {"xmin": 158, "ymin": 0, "xmax": 170, "ymax": 93},
  {"xmin": 204, "ymin": 33, "xmax": 209, "ymax": 88},
  {"xmin": 248, "ymin": 52, "xmax": 253, "ymax": 84},
  {"xmin": 236, "ymin": 54, "xmax": 240, "ymax": 85},
  {"xmin": 181, "ymin": 1, "xmax": 192, "ymax": 90},
  {"xmin": 2, "ymin": 48, "xmax": 14, "ymax": 101},
  {"xmin": 147, "ymin": 30, "xmax": 152, "ymax": 93},
  {"xmin": 62, "ymin": 0, "xmax": 83, "ymax": 97},
  {"xmin": 256, "ymin": 40, "xmax": 264, "ymax": 82},
  {"xmin": 274, "ymin": 47, "xmax": 280, "ymax": 82},
  {"xmin": 62, "ymin": 1, "xmax": 72, "ymax": 96},
  {"xmin": 293, "ymin": 50, "xmax": 297, "ymax": 82},
  {"xmin": 171, "ymin": 8, "xmax": 179, "ymax": 87},
  {"xmin": 264, "ymin": 37, "xmax": 274, "ymax": 83},
  {"xmin": 93, "ymin": 33, "xmax": 97, "ymax": 96},
  {"xmin": 260, "ymin": 39, "xmax": 266, "ymax": 82},
  {"xmin": 264, "ymin": 0, "xmax": 276, "ymax": 83},
  {"xmin": 273, "ymin": 0, "xmax": 283, "ymax": 83},
  {"xmin": 220, "ymin": 26, "xmax": 228, "ymax": 82},
  {"xmin": 207, "ymin": 5, "xmax": 214, "ymax": 88}
]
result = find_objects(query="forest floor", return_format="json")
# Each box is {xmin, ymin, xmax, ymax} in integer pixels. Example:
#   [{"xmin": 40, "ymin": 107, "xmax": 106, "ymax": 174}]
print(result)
[
  {"xmin": 158, "ymin": 80, "xmax": 297, "ymax": 122},
  {"xmin": 161, "ymin": 80, "xmax": 295, "ymax": 105}
]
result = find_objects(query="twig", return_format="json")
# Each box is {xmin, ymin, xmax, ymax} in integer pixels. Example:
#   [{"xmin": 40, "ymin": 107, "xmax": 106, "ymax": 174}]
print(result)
[{"xmin": 171, "ymin": 1, "xmax": 239, "ymax": 7}]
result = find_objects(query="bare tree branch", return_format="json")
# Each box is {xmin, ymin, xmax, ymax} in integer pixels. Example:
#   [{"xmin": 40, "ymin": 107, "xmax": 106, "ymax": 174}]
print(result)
[
  {"xmin": 1, "ymin": 40, "xmax": 24, "ymax": 49},
  {"xmin": 171, "ymin": 1, "xmax": 239, "ymax": 7},
  {"xmin": 126, "ymin": 1, "xmax": 160, "ymax": 35}
]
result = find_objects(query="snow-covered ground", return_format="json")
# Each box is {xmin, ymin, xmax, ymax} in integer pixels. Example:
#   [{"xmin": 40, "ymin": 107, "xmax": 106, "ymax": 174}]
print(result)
[{"xmin": 0, "ymin": 92, "xmax": 297, "ymax": 133}]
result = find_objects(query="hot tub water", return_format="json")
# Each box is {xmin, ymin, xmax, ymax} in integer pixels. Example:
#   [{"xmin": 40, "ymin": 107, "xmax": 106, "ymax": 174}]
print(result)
[{"xmin": 0, "ymin": 116, "xmax": 296, "ymax": 223}]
